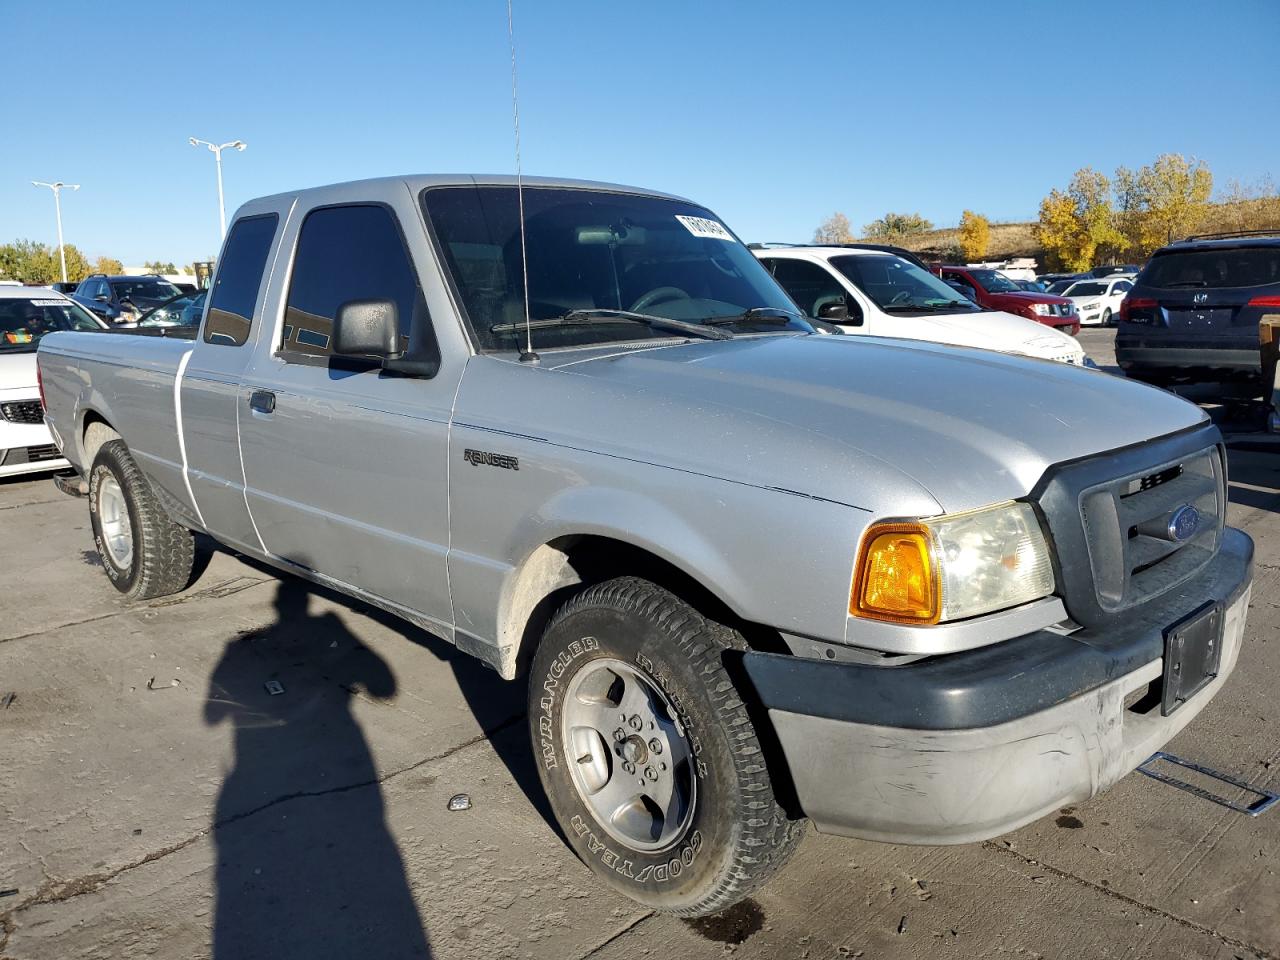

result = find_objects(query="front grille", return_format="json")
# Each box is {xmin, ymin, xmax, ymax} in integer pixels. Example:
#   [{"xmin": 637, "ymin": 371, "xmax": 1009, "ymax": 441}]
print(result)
[
  {"xmin": 0, "ymin": 444, "xmax": 61, "ymax": 466},
  {"xmin": 1078, "ymin": 447, "xmax": 1224, "ymax": 612},
  {"xmin": 0, "ymin": 400, "xmax": 43, "ymax": 424}
]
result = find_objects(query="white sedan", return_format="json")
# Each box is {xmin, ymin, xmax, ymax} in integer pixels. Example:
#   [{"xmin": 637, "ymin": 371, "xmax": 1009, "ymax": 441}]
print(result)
[
  {"xmin": 1062, "ymin": 276, "xmax": 1134, "ymax": 326},
  {"xmin": 755, "ymin": 246, "xmax": 1088, "ymax": 365},
  {"xmin": 1, "ymin": 287, "xmax": 107, "ymax": 478}
]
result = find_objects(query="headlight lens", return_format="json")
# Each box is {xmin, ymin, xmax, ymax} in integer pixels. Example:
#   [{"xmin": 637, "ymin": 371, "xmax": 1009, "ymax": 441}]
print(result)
[
  {"xmin": 1031, "ymin": 303, "xmax": 1051, "ymax": 315},
  {"xmin": 852, "ymin": 502, "xmax": 1055, "ymax": 624}
]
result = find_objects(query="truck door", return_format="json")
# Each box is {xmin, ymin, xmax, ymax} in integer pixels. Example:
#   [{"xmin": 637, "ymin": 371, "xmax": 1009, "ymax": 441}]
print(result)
[
  {"xmin": 236, "ymin": 196, "xmax": 461, "ymax": 635},
  {"xmin": 180, "ymin": 212, "xmax": 282, "ymax": 552}
]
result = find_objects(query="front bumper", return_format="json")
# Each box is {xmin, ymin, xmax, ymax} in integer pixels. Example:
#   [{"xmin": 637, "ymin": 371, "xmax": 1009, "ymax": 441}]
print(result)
[
  {"xmin": 742, "ymin": 527, "xmax": 1253, "ymax": 844},
  {"xmin": 0, "ymin": 409, "xmax": 67, "ymax": 478}
]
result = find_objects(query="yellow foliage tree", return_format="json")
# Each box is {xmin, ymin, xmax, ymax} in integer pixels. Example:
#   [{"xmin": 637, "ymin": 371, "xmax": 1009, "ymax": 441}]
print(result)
[
  {"xmin": 92, "ymin": 256, "xmax": 125, "ymax": 275},
  {"xmin": 958, "ymin": 210, "xmax": 990, "ymax": 261},
  {"xmin": 1036, "ymin": 168, "xmax": 1125, "ymax": 271},
  {"xmin": 1115, "ymin": 154, "xmax": 1213, "ymax": 254}
]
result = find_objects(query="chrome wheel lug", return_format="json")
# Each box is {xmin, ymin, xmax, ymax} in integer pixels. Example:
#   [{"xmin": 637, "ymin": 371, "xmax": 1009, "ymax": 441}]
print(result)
[
  {"xmin": 644, "ymin": 766, "xmax": 658, "ymax": 781},
  {"xmin": 660, "ymin": 762, "xmax": 667, "ymax": 772},
  {"xmin": 628, "ymin": 714, "xmax": 643, "ymax": 731},
  {"xmin": 648, "ymin": 738, "xmax": 662, "ymax": 755},
  {"xmin": 612, "ymin": 727, "xmax": 626, "ymax": 742},
  {"xmin": 622, "ymin": 760, "xmax": 636, "ymax": 775}
]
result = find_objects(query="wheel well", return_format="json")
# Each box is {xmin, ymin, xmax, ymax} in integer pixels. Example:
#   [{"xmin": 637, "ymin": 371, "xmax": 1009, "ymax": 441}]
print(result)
[
  {"xmin": 505, "ymin": 535, "xmax": 785, "ymax": 679},
  {"xmin": 81, "ymin": 413, "xmax": 121, "ymax": 467}
]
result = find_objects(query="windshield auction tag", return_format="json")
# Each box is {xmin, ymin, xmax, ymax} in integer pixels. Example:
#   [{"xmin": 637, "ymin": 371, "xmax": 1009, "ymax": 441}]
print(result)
[
  {"xmin": 31, "ymin": 299, "xmax": 68, "ymax": 307},
  {"xmin": 675, "ymin": 215, "xmax": 735, "ymax": 241}
]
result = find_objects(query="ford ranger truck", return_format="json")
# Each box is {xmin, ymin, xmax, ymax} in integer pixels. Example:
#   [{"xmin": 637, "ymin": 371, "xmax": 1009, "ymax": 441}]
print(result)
[{"xmin": 37, "ymin": 175, "xmax": 1253, "ymax": 918}]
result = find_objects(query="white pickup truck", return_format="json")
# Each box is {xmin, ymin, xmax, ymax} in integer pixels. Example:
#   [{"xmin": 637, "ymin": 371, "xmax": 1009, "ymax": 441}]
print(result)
[{"xmin": 38, "ymin": 175, "xmax": 1254, "ymax": 917}]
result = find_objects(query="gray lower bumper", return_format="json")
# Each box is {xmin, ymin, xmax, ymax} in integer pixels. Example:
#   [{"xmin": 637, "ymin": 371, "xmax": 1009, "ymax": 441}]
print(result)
[{"xmin": 744, "ymin": 529, "xmax": 1254, "ymax": 844}]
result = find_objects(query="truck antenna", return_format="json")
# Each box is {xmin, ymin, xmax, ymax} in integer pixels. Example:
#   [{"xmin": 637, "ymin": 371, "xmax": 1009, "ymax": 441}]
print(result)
[{"xmin": 507, "ymin": 0, "xmax": 538, "ymax": 364}]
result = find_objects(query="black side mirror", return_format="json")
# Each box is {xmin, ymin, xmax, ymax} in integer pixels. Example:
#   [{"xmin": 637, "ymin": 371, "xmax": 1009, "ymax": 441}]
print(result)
[
  {"xmin": 333, "ymin": 299, "xmax": 402, "ymax": 359},
  {"xmin": 817, "ymin": 301, "xmax": 849, "ymax": 322}
]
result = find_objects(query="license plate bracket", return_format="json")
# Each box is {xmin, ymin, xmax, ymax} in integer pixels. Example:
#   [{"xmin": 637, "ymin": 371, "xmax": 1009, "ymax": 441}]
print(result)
[{"xmin": 1162, "ymin": 602, "xmax": 1223, "ymax": 717}]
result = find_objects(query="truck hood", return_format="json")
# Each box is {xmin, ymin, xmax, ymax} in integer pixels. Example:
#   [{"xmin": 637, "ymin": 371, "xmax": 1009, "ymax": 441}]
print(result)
[
  {"xmin": 988, "ymin": 291, "xmax": 1071, "ymax": 306},
  {"xmin": 460, "ymin": 335, "xmax": 1207, "ymax": 516},
  {"xmin": 0, "ymin": 350, "xmax": 38, "ymax": 393}
]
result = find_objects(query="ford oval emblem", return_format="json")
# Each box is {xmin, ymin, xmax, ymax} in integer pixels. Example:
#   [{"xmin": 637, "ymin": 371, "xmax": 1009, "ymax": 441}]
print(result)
[{"xmin": 1168, "ymin": 505, "xmax": 1201, "ymax": 542}]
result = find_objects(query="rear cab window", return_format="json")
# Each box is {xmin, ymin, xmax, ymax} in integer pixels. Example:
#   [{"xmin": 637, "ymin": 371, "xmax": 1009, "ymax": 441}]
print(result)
[
  {"xmin": 203, "ymin": 214, "xmax": 279, "ymax": 346},
  {"xmin": 1140, "ymin": 247, "xmax": 1280, "ymax": 290}
]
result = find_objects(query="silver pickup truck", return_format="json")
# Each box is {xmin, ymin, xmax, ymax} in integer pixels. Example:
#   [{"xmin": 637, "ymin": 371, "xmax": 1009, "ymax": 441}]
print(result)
[{"xmin": 38, "ymin": 175, "xmax": 1254, "ymax": 917}]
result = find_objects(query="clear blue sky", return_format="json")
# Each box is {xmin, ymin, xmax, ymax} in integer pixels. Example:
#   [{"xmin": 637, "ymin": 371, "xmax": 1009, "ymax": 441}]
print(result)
[{"xmin": 3, "ymin": 0, "xmax": 1277, "ymax": 265}]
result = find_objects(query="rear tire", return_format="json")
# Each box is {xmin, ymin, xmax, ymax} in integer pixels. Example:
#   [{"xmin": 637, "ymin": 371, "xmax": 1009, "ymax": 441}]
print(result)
[
  {"xmin": 529, "ymin": 576, "xmax": 805, "ymax": 917},
  {"xmin": 88, "ymin": 440, "xmax": 195, "ymax": 600},
  {"xmin": 1102, "ymin": 308, "xmax": 1112, "ymax": 326}
]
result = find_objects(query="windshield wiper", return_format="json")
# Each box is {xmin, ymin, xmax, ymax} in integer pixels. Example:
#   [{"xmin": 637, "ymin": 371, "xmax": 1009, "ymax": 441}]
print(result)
[
  {"xmin": 704, "ymin": 306, "xmax": 799, "ymax": 327},
  {"xmin": 489, "ymin": 308, "xmax": 732, "ymax": 341}
]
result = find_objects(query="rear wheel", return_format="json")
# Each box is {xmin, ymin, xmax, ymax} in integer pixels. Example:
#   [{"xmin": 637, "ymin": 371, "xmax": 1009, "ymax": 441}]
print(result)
[
  {"xmin": 1102, "ymin": 308, "xmax": 1113, "ymax": 326},
  {"xmin": 88, "ymin": 440, "xmax": 195, "ymax": 600},
  {"xmin": 529, "ymin": 577, "xmax": 805, "ymax": 917}
]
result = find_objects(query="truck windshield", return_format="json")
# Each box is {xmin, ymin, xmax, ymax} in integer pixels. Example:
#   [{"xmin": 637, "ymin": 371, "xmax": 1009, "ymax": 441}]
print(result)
[
  {"xmin": 422, "ymin": 186, "xmax": 810, "ymax": 351},
  {"xmin": 0, "ymin": 297, "xmax": 102, "ymax": 351},
  {"xmin": 965, "ymin": 270, "xmax": 1022, "ymax": 294},
  {"xmin": 831, "ymin": 255, "xmax": 979, "ymax": 311}
]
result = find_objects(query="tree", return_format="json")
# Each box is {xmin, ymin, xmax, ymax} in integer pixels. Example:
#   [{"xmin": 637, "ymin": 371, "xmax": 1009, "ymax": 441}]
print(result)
[
  {"xmin": 0, "ymin": 239, "xmax": 89, "ymax": 284},
  {"xmin": 958, "ymin": 210, "xmax": 990, "ymax": 261},
  {"xmin": 862, "ymin": 211, "xmax": 932, "ymax": 241},
  {"xmin": 92, "ymin": 256, "xmax": 125, "ymax": 275},
  {"xmin": 813, "ymin": 212, "xmax": 854, "ymax": 244},
  {"xmin": 1036, "ymin": 167, "xmax": 1125, "ymax": 271},
  {"xmin": 144, "ymin": 260, "xmax": 178, "ymax": 274},
  {"xmin": 1114, "ymin": 154, "xmax": 1213, "ymax": 255}
]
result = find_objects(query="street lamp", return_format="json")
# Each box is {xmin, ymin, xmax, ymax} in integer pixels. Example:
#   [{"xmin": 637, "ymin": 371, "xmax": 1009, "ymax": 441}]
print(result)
[
  {"xmin": 188, "ymin": 137, "xmax": 246, "ymax": 240},
  {"xmin": 31, "ymin": 180, "xmax": 80, "ymax": 283}
]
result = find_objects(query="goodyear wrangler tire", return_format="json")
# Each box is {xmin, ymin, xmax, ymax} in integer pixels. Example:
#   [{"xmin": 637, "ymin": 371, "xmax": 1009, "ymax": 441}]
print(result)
[
  {"xmin": 88, "ymin": 440, "xmax": 195, "ymax": 601},
  {"xmin": 529, "ymin": 576, "xmax": 805, "ymax": 917}
]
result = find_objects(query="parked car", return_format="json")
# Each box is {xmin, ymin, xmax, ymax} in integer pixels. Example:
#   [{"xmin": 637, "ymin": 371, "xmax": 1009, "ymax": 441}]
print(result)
[
  {"xmin": 1012, "ymin": 279, "xmax": 1048, "ymax": 293},
  {"xmin": 936, "ymin": 266, "xmax": 1080, "ymax": 334},
  {"xmin": 1090, "ymin": 264, "xmax": 1140, "ymax": 278},
  {"xmin": 48, "ymin": 281, "xmax": 80, "ymax": 295},
  {"xmin": 1, "ymin": 287, "xmax": 106, "ymax": 477},
  {"xmin": 756, "ymin": 246, "xmax": 1086, "ymax": 364},
  {"xmin": 1045, "ymin": 279, "xmax": 1078, "ymax": 295},
  {"xmin": 1062, "ymin": 276, "xmax": 1134, "ymax": 326},
  {"xmin": 72, "ymin": 274, "xmax": 184, "ymax": 325},
  {"xmin": 1037, "ymin": 272, "xmax": 1086, "ymax": 288},
  {"xmin": 39, "ymin": 174, "xmax": 1253, "ymax": 918},
  {"xmin": 136, "ymin": 290, "xmax": 207, "ymax": 329},
  {"xmin": 1117, "ymin": 233, "xmax": 1280, "ymax": 386}
]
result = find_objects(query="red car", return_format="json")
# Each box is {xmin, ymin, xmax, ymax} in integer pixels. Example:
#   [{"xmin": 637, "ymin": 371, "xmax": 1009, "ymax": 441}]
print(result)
[{"xmin": 937, "ymin": 266, "xmax": 1081, "ymax": 335}]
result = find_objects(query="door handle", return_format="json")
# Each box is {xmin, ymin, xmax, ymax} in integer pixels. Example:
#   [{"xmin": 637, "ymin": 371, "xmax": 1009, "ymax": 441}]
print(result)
[{"xmin": 248, "ymin": 390, "xmax": 276, "ymax": 415}]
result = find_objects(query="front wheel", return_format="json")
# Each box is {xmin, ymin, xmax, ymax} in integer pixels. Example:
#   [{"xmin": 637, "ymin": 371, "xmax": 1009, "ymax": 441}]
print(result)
[
  {"xmin": 88, "ymin": 439, "xmax": 195, "ymax": 600},
  {"xmin": 1102, "ymin": 308, "xmax": 1113, "ymax": 326},
  {"xmin": 529, "ymin": 577, "xmax": 804, "ymax": 917}
]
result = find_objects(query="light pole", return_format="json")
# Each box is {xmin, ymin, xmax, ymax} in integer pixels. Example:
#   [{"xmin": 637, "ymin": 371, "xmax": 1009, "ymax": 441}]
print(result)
[
  {"xmin": 188, "ymin": 137, "xmax": 246, "ymax": 239},
  {"xmin": 31, "ymin": 180, "xmax": 80, "ymax": 283}
]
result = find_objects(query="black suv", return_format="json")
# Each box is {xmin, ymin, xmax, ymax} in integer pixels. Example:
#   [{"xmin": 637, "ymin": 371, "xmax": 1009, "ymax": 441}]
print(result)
[
  {"xmin": 72, "ymin": 274, "xmax": 183, "ymax": 325},
  {"xmin": 1116, "ymin": 232, "xmax": 1280, "ymax": 386}
]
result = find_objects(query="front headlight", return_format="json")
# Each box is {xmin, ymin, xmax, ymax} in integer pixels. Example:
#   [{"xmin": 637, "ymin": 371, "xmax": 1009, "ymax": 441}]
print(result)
[
  {"xmin": 1031, "ymin": 303, "xmax": 1051, "ymax": 315},
  {"xmin": 851, "ymin": 502, "xmax": 1055, "ymax": 624}
]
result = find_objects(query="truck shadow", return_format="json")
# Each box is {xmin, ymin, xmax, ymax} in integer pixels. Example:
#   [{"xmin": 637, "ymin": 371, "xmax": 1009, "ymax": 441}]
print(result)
[
  {"xmin": 1226, "ymin": 447, "xmax": 1280, "ymax": 515},
  {"xmin": 204, "ymin": 579, "xmax": 434, "ymax": 959}
]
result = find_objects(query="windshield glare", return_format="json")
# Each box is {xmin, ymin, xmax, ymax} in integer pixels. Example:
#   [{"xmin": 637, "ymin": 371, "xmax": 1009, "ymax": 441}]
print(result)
[
  {"xmin": 111, "ymin": 279, "xmax": 181, "ymax": 302},
  {"xmin": 1065, "ymin": 281, "xmax": 1107, "ymax": 296},
  {"xmin": 832, "ymin": 255, "xmax": 976, "ymax": 310},
  {"xmin": 139, "ymin": 291, "xmax": 206, "ymax": 327},
  {"xmin": 967, "ymin": 269, "xmax": 1022, "ymax": 293},
  {"xmin": 0, "ymin": 297, "xmax": 102, "ymax": 350},
  {"xmin": 422, "ymin": 186, "xmax": 810, "ymax": 350}
]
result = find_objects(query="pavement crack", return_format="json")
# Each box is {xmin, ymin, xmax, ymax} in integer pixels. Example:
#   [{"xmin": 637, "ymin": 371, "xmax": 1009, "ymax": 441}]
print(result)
[
  {"xmin": 0, "ymin": 713, "xmax": 524, "ymax": 928},
  {"xmin": 0, "ymin": 611, "xmax": 122, "ymax": 645},
  {"xmin": 577, "ymin": 910, "xmax": 656, "ymax": 958},
  {"xmin": 981, "ymin": 841, "xmax": 1272, "ymax": 958}
]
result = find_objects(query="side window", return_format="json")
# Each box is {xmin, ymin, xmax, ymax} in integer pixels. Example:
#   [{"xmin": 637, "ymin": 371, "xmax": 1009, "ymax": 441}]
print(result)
[
  {"xmin": 1115, "ymin": 280, "xmax": 1133, "ymax": 294},
  {"xmin": 769, "ymin": 259, "xmax": 848, "ymax": 318},
  {"xmin": 281, "ymin": 204, "xmax": 428, "ymax": 361},
  {"xmin": 203, "ymin": 214, "xmax": 279, "ymax": 346}
]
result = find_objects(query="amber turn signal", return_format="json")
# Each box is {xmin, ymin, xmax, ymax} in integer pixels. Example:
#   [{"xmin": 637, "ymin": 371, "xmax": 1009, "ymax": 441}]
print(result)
[{"xmin": 851, "ymin": 522, "xmax": 940, "ymax": 624}]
